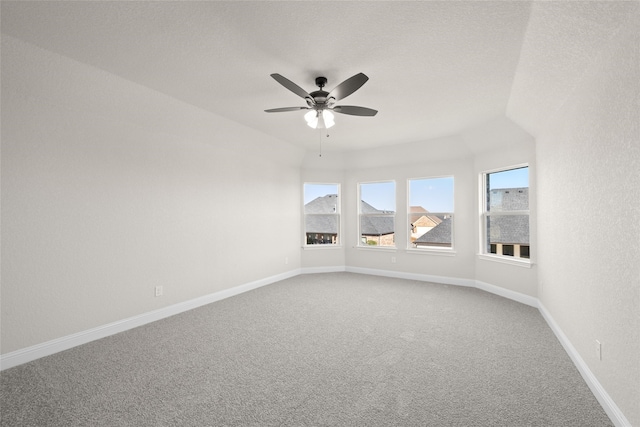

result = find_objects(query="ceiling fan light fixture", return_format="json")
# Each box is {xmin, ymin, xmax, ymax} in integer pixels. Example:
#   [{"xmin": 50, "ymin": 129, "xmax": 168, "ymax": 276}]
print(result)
[
  {"xmin": 305, "ymin": 110, "xmax": 318, "ymax": 128},
  {"xmin": 323, "ymin": 110, "xmax": 335, "ymax": 128},
  {"xmin": 305, "ymin": 109, "xmax": 335, "ymax": 129}
]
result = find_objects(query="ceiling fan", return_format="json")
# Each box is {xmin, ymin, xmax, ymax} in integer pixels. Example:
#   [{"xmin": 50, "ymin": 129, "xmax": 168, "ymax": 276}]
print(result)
[{"xmin": 265, "ymin": 73, "xmax": 378, "ymax": 129}]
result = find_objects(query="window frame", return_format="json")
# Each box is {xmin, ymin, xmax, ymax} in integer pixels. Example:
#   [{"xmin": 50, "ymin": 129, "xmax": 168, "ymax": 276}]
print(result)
[
  {"xmin": 303, "ymin": 182, "xmax": 341, "ymax": 248},
  {"xmin": 479, "ymin": 164, "xmax": 531, "ymax": 266},
  {"xmin": 357, "ymin": 180, "xmax": 396, "ymax": 249},
  {"xmin": 407, "ymin": 175, "xmax": 455, "ymax": 253}
]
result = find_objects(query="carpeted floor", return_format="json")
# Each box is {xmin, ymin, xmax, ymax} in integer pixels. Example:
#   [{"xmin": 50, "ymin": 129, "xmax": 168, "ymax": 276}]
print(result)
[{"xmin": 1, "ymin": 273, "xmax": 612, "ymax": 426}]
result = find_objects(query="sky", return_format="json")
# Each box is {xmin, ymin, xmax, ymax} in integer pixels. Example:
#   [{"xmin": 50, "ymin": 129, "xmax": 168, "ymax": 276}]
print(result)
[
  {"xmin": 359, "ymin": 179, "xmax": 456, "ymax": 212},
  {"xmin": 488, "ymin": 167, "xmax": 529, "ymax": 190},
  {"xmin": 360, "ymin": 181, "xmax": 396, "ymax": 212},
  {"xmin": 304, "ymin": 183, "xmax": 339, "ymax": 204},
  {"xmin": 409, "ymin": 177, "xmax": 454, "ymax": 212}
]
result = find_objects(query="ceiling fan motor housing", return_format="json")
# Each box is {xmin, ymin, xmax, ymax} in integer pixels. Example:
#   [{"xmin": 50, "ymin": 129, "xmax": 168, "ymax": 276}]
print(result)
[
  {"xmin": 308, "ymin": 77, "xmax": 332, "ymax": 109},
  {"xmin": 315, "ymin": 76, "xmax": 328, "ymax": 88}
]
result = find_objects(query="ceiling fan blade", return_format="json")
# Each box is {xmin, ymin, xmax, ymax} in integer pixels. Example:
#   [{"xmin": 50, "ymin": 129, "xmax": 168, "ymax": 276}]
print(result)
[
  {"xmin": 264, "ymin": 107, "xmax": 309, "ymax": 113},
  {"xmin": 332, "ymin": 105, "xmax": 378, "ymax": 116},
  {"xmin": 328, "ymin": 73, "xmax": 369, "ymax": 101},
  {"xmin": 270, "ymin": 74, "xmax": 312, "ymax": 99}
]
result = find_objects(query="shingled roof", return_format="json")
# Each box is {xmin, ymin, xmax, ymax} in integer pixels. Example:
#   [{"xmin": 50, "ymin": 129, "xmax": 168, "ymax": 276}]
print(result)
[
  {"xmin": 304, "ymin": 196, "xmax": 395, "ymax": 236},
  {"xmin": 414, "ymin": 217, "xmax": 452, "ymax": 245},
  {"xmin": 305, "ymin": 215, "xmax": 338, "ymax": 234},
  {"xmin": 360, "ymin": 200, "xmax": 395, "ymax": 236},
  {"xmin": 489, "ymin": 188, "xmax": 528, "ymax": 211},
  {"xmin": 305, "ymin": 195, "xmax": 339, "ymax": 234},
  {"xmin": 360, "ymin": 215, "xmax": 395, "ymax": 236},
  {"xmin": 489, "ymin": 215, "xmax": 529, "ymax": 244},
  {"xmin": 488, "ymin": 188, "xmax": 529, "ymax": 244},
  {"xmin": 304, "ymin": 194, "xmax": 338, "ymax": 214}
]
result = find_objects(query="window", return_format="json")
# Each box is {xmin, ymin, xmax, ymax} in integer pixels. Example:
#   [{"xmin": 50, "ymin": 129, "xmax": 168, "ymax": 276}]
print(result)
[
  {"xmin": 358, "ymin": 181, "xmax": 395, "ymax": 247},
  {"xmin": 502, "ymin": 244, "xmax": 515, "ymax": 256},
  {"xmin": 481, "ymin": 166, "xmax": 530, "ymax": 261},
  {"xmin": 304, "ymin": 183, "xmax": 340, "ymax": 246},
  {"xmin": 408, "ymin": 176, "xmax": 454, "ymax": 249}
]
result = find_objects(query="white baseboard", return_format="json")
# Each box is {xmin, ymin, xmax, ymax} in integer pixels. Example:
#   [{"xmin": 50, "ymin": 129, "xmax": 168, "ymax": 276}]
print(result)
[
  {"xmin": 345, "ymin": 266, "xmax": 476, "ymax": 288},
  {"xmin": 0, "ymin": 267, "xmax": 630, "ymax": 426},
  {"xmin": 300, "ymin": 266, "xmax": 346, "ymax": 275},
  {"xmin": 342, "ymin": 268, "xmax": 538, "ymax": 309},
  {"xmin": 0, "ymin": 269, "xmax": 300, "ymax": 371},
  {"xmin": 474, "ymin": 280, "xmax": 539, "ymax": 308},
  {"xmin": 538, "ymin": 304, "xmax": 631, "ymax": 427}
]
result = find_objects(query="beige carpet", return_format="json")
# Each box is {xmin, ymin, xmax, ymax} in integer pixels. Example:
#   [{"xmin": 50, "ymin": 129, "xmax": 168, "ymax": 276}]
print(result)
[{"xmin": 1, "ymin": 273, "xmax": 611, "ymax": 426}]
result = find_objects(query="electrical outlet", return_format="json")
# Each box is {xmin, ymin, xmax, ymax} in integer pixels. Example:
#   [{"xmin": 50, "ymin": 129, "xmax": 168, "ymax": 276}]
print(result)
[
  {"xmin": 596, "ymin": 340, "xmax": 602, "ymax": 361},
  {"xmin": 391, "ymin": 256, "xmax": 396, "ymax": 263},
  {"xmin": 155, "ymin": 286, "xmax": 163, "ymax": 297},
  {"xmin": 285, "ymin": 257, "xmax": 288, "ymax": 265}
]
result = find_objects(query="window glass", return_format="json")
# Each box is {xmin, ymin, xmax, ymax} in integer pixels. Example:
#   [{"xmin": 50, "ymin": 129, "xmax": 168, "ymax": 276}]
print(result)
[
  {"xmin": 304, "ymin": 183, "xmax": 340, "ymax": 245},
  {"xmin": 358, "ymin": 181, "xmax": 395, "ymax": 247},
  {"xmin": 502, "ymin": 244, "xmax": 515, "ymax": 256},
  {"xmin": 482, "ymin": 166, "xmax": 530, "ymax": 260},
  {"xmin": 408, "ymin": 177, "xmax": 454, "ymax": 249},
  {"xmin": 487, "ymin": 168, "xmax": 529, "ymax": 212}
]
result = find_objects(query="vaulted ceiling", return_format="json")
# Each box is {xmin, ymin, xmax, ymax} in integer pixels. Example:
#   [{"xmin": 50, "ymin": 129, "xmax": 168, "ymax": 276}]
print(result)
[{"xmin": 2, "ymin": 1, "xmax": 636, "ymax": 152}]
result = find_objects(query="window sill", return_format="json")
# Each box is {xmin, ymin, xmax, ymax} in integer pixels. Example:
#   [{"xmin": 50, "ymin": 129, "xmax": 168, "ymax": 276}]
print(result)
[
  {"xmin": 356, "ymin": 245, "xmax": 397, "ymax": 252},
  {"xmin": 302, "ymin": 245, "xmax": 343, "ymax": 250},
  {"xmin": 405, "ymin": 248, "xmax": 457, "ymax": 257},
  {"xmin": 477, "ymin": 254, "xmax": 532, "ymax": 268}
]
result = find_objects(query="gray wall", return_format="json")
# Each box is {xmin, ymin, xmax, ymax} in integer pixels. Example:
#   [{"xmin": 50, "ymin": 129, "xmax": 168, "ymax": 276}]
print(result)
[
  {"xmin": 535, "ymin": 14, "xmax": 639, "ymax": 426},
  {"xmin": 1, "ymin": 36, "xmax": 303, "ymax": 354}
]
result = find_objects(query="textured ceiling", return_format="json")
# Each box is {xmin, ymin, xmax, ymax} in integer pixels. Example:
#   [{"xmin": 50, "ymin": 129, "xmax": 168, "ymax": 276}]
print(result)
[
  {"xmin": 507, "ymin": 1, "xmax": 637, "ymax": 136},
  {"xmin": 2, "ymin": 1, "xmax": 636, "ymax": 152}
]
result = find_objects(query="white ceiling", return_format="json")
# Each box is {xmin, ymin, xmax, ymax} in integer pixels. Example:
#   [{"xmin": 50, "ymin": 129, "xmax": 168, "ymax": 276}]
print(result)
[{"xmin": 2, "ymin": 1, "xmax": 636, "ymax": 152}]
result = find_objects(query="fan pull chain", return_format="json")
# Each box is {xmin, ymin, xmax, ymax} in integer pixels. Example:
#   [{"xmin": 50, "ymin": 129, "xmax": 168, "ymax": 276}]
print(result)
[
  {"xmin": 318, "ymin": 129, "xmax": 329, "ymax": 157},
  {"xmin": 318, "ymin": 130, "xmax": 330, "ymax": 157}
]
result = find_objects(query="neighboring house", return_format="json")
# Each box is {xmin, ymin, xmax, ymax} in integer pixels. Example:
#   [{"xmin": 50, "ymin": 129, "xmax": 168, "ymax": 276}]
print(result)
[
  {"xmin": 304, "ymin": 196, "xmax": 395, "ymax": 245},
  {"xmin": 489, "ymin": 187, "xmax": 528, "ymax": 211},
  {"xmin": 488, "ymin": 188, "xmax": 530, "ymax": 258},
  {"xmin": 306, "ymin": 190, "xmax": 527, "ymax": 254},
  {"xmin": 409, "ymin": 206, "xmax": 442, "ymax": 242},
  {"xmin": 360, "ymin": 200, "xmax": 395, "ymax": 246},
  {"xmin": 305, "ymin": 194, "xmax": 339, "ymax": 244},
  {"xmin": 414, "ymin": 217, "xmax": 452, "ymax": 248}
]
